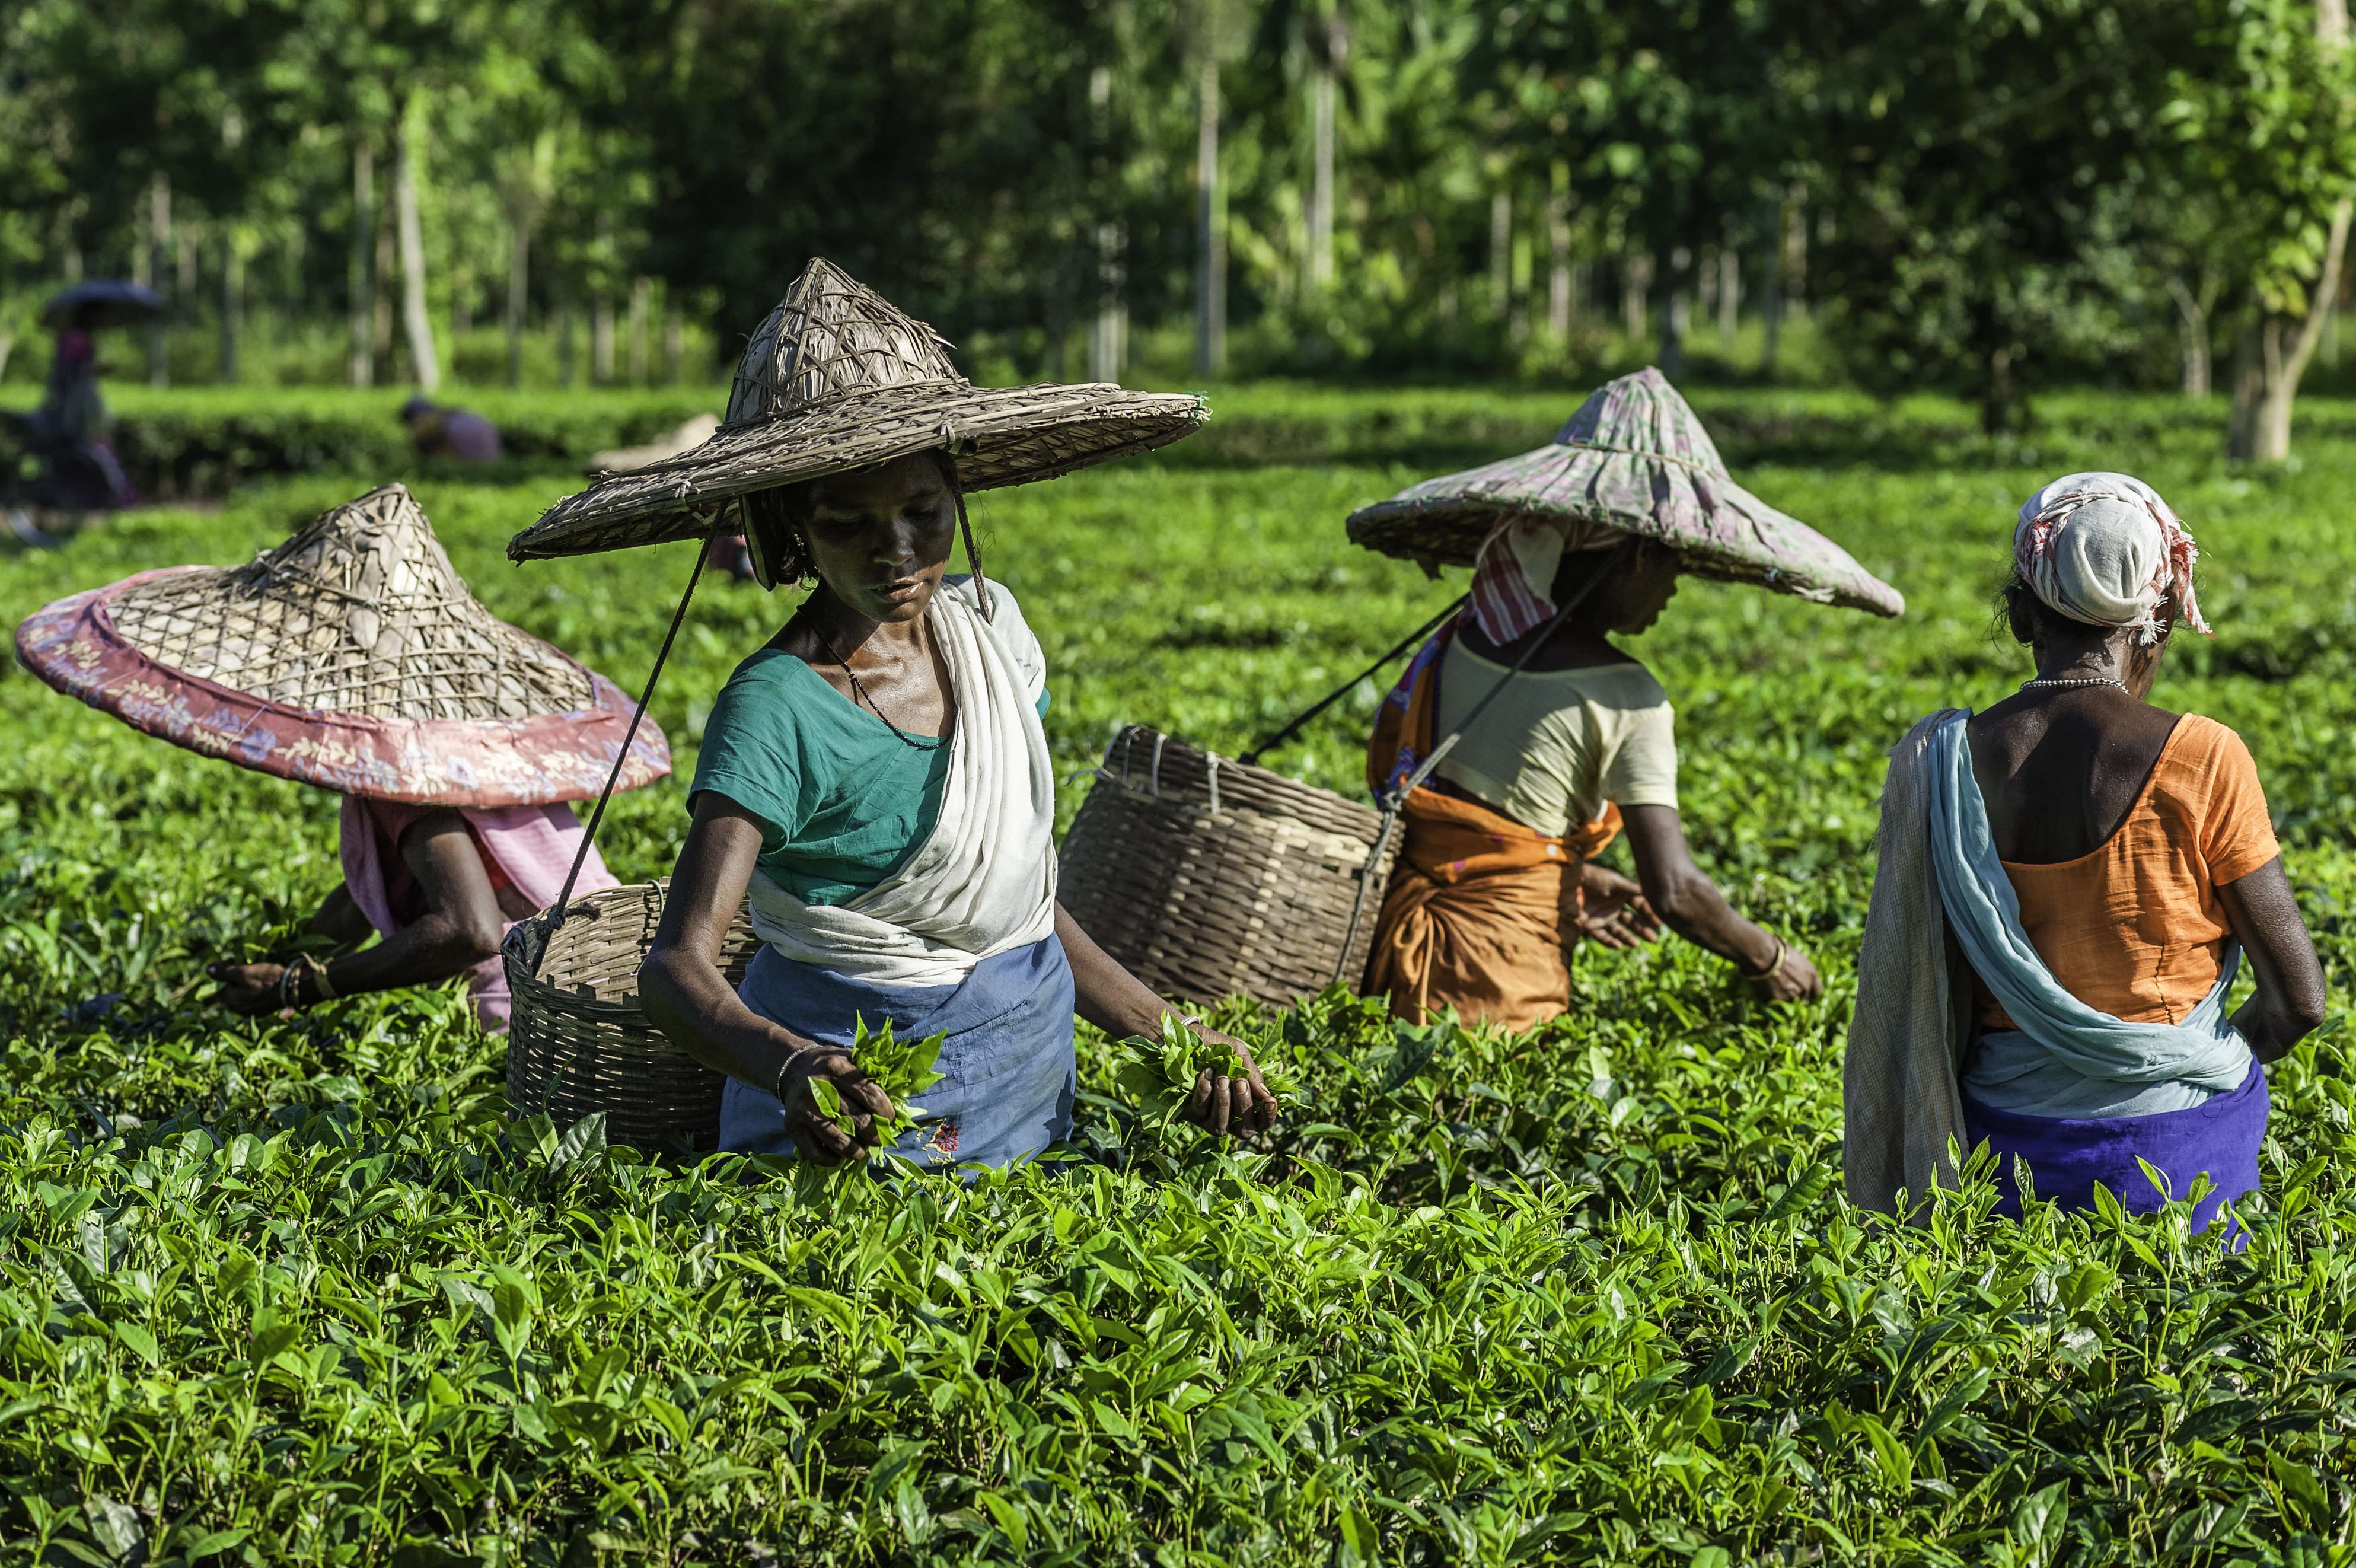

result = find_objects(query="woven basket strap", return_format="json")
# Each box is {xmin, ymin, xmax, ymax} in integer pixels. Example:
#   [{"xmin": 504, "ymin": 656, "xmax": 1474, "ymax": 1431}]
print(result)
[
  {"xmin": 551, "ymin": 535, "xmax": 715, "ymax": 927},
  {"xmin": 1239, "ymin": 592, "xmax": 1467, "ymax": 767}
]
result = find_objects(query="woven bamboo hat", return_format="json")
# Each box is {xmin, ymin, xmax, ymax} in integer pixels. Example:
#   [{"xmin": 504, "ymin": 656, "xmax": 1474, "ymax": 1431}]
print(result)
[
  {"xmin": 1347, "ymin": 368, "xmax": 1904, "ymax": 617},
  {"xmin": 509, "ymin": 259, "xmax": 1209, "ymax": 561},
  {"xmin": 16, "ymin": 483, "xmax": 671, "ymax": 805}
]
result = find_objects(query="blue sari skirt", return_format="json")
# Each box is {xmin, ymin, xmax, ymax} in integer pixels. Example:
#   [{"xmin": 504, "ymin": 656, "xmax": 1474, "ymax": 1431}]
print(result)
[
  {"xmin": 1962, "ymin": 1061, "xmax": 2268, "ymax": 1235},
  {"xmin": 718, "ymin": 933, "xmax": 1077, "ymax": 1170}
]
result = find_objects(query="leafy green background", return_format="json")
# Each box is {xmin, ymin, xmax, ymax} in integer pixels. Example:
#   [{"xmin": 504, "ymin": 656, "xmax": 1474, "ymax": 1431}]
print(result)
[{"xmin": 4, "ymin": 387, "xmax": 2355, "ymax": 1564}]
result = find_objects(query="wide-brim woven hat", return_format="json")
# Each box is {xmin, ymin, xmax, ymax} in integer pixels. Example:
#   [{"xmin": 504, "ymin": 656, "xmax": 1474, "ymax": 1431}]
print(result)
[
  {"xmin": 509, "ymin": 259, "xmax": 1208, "ymax": 560},
  {"xmin": 16, "ymin": 483, "xmax": 671, "ymax": 806},
  {"xmin": 1347, "ymin": 368, "xmax": 1904, "ymax": 617}
]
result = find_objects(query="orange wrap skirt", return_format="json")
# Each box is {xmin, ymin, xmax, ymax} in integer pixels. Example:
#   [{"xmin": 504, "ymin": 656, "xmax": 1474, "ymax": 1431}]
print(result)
[{"xmin": 1363, "ymin": 788, "xmax": 1620, "ymax": 1031}]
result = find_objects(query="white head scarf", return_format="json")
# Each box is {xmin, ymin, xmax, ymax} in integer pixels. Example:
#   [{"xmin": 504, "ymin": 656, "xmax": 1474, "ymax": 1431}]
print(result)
[{"xmin": 2012, "ymin": 472, "xmax": 2208, "ymax": 645}]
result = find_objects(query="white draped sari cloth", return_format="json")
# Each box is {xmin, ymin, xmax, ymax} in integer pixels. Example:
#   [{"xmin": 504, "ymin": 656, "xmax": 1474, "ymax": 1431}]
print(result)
[{"xmin": 743, "ymin": 576, "xmax": 1059, "ymax": 988}]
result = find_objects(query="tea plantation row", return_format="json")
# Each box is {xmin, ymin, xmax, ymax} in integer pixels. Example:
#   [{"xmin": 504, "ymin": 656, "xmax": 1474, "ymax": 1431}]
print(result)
[{"xmin": 2, "ymin": 387, "xmax": 2353, "ymax": 1564}]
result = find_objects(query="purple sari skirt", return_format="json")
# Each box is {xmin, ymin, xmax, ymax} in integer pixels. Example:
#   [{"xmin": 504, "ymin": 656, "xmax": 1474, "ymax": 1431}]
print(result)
[{"xmin": 1961, "ymin": 1062, "xmax": 2268, "ymax": 1235}]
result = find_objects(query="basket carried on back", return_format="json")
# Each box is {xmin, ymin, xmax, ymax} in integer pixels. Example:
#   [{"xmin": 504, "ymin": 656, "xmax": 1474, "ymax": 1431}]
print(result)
[
  {"xmin": 1058, "ymin": 726, "xmax": 1398, "ymax": 1008},
  {"xmin": 503, "ymin": 881, "xmax": 760, "ymax": 1149}
]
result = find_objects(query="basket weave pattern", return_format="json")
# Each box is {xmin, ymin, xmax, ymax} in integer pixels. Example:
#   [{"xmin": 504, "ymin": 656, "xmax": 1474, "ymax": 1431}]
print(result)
[
  {"xmin": 15, "ymin": 484, "xmax": 671, "ymax": 807},
  {"xmin": 1057, "ymin": 728, "xmax": 1397, "ymax": 1009},
  {"xmin": 504, "ymin": 882, "xmax": 761, "ymax": 1149},
  {"xmin": 731, "ymin": 261, "xmax": 961, "ymax": 418},
  {"xmin": 511, "ymin": 259, "xmax": 1206, "ymax": 560},
  {"xmin": 114, "ymin": 484, "xmax": 594, "ymax": 719}
]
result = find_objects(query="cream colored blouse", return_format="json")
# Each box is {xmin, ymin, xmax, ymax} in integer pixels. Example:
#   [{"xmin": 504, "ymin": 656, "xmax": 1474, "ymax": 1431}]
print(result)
[{"xmin": 1430, "ymin": 640, "xmax": 1679, "ymax": 834}]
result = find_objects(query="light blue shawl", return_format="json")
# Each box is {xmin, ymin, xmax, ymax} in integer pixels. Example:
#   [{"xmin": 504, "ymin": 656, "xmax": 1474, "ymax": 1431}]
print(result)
[{"xmin": 1926, "ymin": 712, "xmax": 2251, "ymax": 1118}]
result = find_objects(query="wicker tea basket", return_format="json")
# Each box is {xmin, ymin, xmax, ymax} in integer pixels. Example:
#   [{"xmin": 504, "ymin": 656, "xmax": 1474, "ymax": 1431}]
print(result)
[
  {"xmin": 503, "ymin": 881, "xmax": 761, "ymax": 1149},
  {"xmin": 1058, "ymin": 726, "xmax": 1398, "ymax": 1008}
]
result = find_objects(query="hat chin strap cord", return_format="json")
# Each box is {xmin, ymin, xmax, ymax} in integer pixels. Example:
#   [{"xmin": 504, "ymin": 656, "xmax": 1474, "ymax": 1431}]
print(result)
[{"xmin": 550, "ymin": 534, "xmax": 715, "ymax": 929}]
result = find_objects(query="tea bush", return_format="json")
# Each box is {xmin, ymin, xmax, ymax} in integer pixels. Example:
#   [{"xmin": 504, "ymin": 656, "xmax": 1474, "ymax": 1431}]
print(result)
[{"xmin": 2, "ymin": 385, "xmax": 2353, "ymax": 1564}]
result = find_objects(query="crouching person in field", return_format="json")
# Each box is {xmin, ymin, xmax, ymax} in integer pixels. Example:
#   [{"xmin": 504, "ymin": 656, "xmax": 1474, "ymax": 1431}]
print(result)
[
  {"xmin": 13, "ymin": 483, "xmax": 668, "ymax": 1031},
  {"xmin": 535, "ymin": 259, "xmax": 1275, "ymax": 1169},
  {"xmin": 1847, "ymin": 473, "xmax": 2326, "ymax": 1234}
]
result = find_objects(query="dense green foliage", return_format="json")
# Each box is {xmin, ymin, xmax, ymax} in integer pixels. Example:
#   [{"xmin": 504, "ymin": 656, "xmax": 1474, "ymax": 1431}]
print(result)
[
  {"xmin": 4, "ymin": 387, "xmax": 2356, "ymax": 1563},
  {"xmin": 4, "ymin": 0, "xmax": 2351, "ymax": 426}
]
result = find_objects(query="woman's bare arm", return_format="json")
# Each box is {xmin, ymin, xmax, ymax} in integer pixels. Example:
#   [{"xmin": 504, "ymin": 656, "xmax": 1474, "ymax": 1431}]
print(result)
[
  {"xmin": 212, "ymin": 812, "xmax": 506, "ymax": 1010},
  {"xmin": 320, "ymin": 817, "xmax": 507, "ymax": 992},
  {"xmin": 637, "ymin": 794, "xmax": 890, "ymax": 1162},
  {"xmin": 2217, "ymin": 856, "xmax": 2328, "ymax": 1063},
  {"xmin": 1056, "ymin": 903, "xmax": 1274, "ymax": 1134},
  {"xmin": 305, "ymin": 884, "xmax": 376, "ymax": 950},
  {"xmin": 1619, "ymin": 804, "xmax": 1823, "ymax": 1001}
]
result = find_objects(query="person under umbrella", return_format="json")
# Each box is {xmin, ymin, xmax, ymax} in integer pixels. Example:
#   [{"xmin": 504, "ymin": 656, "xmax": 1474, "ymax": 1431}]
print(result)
[
  {"xmin": 1347, "ymin": 367, "xmax": 1906, "ymax": 1030},
  {"xmin": 16, "ymin": 483, "xmax": 669, "ymax": 1028},
  {"xmin": 509, "ymin": 257, "xmax": 1277, "ymax": 1168},
  {"xmin": 1845, "ymin": 474, "xmax": 2324, "ymax": 1231},
  {"xmin": 23, "ymin": 283, "xmax": 158, "ymax": 517}
]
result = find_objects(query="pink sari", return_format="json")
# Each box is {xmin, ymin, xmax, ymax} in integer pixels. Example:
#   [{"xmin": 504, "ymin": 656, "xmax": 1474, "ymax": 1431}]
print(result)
[{"xmin": 338, "ymin": 798, "xmax": 617, "ymax": 1030}]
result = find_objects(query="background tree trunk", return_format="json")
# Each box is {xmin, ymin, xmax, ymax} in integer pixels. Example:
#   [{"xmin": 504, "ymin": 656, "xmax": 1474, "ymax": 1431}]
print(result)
[
  {"xmin": 349, "ymin": 142, "xmax": 374, "ymax": 387},
  {"xmin": 374, "ymin": 213, "xmax": 395, "ymax": 363},
  {"xmin": 2166, "ymin": 275, "xmax": 2211, "ymax": 397},
  {"xmin": 1087, "ymin": 63, "xmax": 1128, "ymax": 383},
  {"xmin": 2226, "ymin": 202, "xmax": 2352, "ymax": 461},
  {"xmin": 217, "ymin": 235, "xmax": 241, "ymax": 384},
  {"xmin": 1661, "ymin": 246, "xmax": 1691, "ymax": 377},
  {"xmin": 664, "ymin": 305, "xmax": 683, "ymax": 384},
  {"xmin": 1307, "ymin": 63, "xmax": 1335, "ymax": 292},
  {"xmin": 1621, "ymin": 250, "xmax": 1650, "ymax": 340},
  {"xmin": 1717, "ymin": 244, "xmax": 1740, "ymax": 340},
  {"xmin": 1090, "ymin": 221, "xmax": 1128, "ymax": 383},
  {"xmin": 2224, "ymin": 0, "xmax": 2350, "ymax": 460},
  {"xmin": 1488, "ymin": 191, "xmax": 1510, "ymax": 319},
  {"xmin": 1193, "ymin": 55, "xmax": 1225, "ymax": 377},
  {"xmin": 394, "ymin": 100, "xmax": 441, "ymax": 392},
  {"xmin": 147, "ymin": 176, "xmax": 170, "ymax": 387},
  {"xmin": 1546, "ymin": 164, "xmax": 1570, "ymax": 339},
  {"xmin": 592, "ymin": 292, "xmax": 614, "ymax": 384},
  {"xmin": 1784, "ymin": 190, "xmax": 1810, "ymax": 323},
  {"xmin": 556, "ymin": 297, "xmax": 577, "ymax": 388},
  {"xmin": 505, "ymin": 219, "xmax": 528, "ymax": 389},
  {"xmin": 629, "ymin": 276, "xmax": 651, "ymax": 385}
]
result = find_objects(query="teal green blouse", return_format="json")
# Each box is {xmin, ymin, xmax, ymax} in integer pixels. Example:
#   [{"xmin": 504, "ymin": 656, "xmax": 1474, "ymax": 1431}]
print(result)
[{"xmin": 690, "ymin": 630, "xmax": 1050, "ymax": 907}]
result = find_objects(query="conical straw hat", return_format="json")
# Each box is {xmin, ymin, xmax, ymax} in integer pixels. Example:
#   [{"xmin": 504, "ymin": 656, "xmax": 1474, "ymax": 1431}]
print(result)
[
  {"xmin": 15, "ymin": 483, "xmax": 671, "ymax": 805},
  {"xmin": 509, "ymin": 259, "xmax": 1208, "ymax": 560},
  {"xmin": 1347, "ymin": 368, "xmax": 1904, "ymax": 617}
]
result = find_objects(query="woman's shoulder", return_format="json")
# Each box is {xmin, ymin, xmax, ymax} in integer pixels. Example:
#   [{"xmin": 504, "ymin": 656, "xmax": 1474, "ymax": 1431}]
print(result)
[
  {"xmin": 2160, "ymin": 711, "xmax": 2262, "ymax": 783},
  {"xmin": 716, "ymin": 644, "xmax": 824, "ymax": 699},
  {"xmin": 1571, "ymin": 659, "xmax": 1669, "ymax": 706},
  {"xmin": 1451, "ymin": 638, "xmax": 1668, "ymax": 706},
  {"xmin": 704, "ymin": 646, "xmax": 853, "ymax": 744}
]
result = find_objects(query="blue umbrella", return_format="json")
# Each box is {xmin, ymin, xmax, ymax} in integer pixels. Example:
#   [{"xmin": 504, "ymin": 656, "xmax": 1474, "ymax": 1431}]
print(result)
[{"xmin": 41, "ymin": 279, "xmax": 165, "ymax": 329}]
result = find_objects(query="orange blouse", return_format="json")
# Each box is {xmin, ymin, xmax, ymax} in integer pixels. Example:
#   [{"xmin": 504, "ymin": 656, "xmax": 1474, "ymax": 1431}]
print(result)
[{"xmin": 1975, "ymin": 715, "xmax": 2280, "ymax": 1030}]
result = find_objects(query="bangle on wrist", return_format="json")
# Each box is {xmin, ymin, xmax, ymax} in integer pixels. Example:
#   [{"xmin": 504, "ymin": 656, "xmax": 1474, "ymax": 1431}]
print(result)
[
  {"xmin": 773, "ymin": 1044, "xmax": 836, "ymax": 1104},
  {"xmin": 1737, "ymin": 935, "xmax": 1787, "ymax": 982},
  {"xmin": 282, "ymin": 955, "xmax": 332, "ymax": 1008}
]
